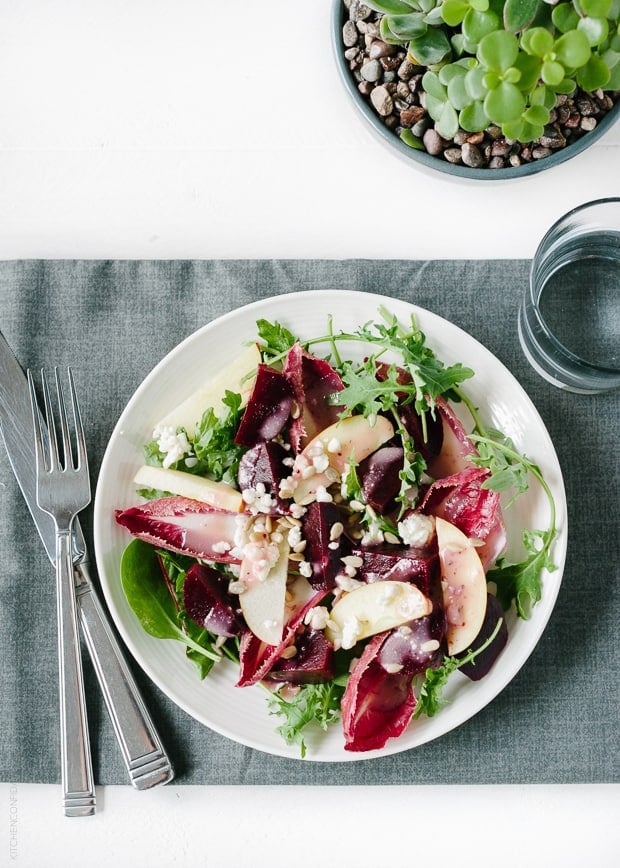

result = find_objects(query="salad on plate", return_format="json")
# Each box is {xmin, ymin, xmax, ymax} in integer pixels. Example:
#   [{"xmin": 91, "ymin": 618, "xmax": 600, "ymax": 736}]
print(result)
[{"xmin": 114, "ymin": 306, "xmax": 557, "ymax": 756}]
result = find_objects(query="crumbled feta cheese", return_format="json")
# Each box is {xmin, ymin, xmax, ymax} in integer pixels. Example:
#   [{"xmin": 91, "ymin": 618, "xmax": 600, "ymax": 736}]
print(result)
[
  {"xmin": 326, "ymin": 438, "xmax": 341, "ymax": 454},
  {"xmin": 341, "ymin": 616, "xmax": 363, "ymax": 650},
  {"xmin": 303, "ymin": 606, "xmax": 330, "ymax": 631},
  {"xmin": 299, "ymin": 560, "xmax": 313, "ymax": 578},
  {"xmin": 212, "ymin": 540, "xmax": 231, "ymax": 554},
  {"xmin": 315, "ymin": 485, "xmax": 333, "ymax": 503},
  {"xmin": 312, "ymin": 453, "xmax": 330, "ymax": 474},
  {"xmin": 153, "ymin": 424, "xmax": 193, "ymax": 469},
  {"xmin": 398, "ymin": 513, "xmax": 435, "ymax": 547},
  {"xmin": 361, "ymin": 520, "xmax": 384, "ymax": 546}
]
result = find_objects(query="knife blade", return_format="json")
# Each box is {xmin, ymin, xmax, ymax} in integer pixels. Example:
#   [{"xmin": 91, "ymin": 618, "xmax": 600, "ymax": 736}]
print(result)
[{"xmin": 0, "ymin": 329, "xmax": 174, "ymax": 789}]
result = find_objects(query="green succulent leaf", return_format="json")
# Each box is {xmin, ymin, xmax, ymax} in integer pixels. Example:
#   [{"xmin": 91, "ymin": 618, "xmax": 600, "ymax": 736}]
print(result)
[
  {"xmin": 541, "ymin": 59, "xmax": 566, "ymax": 85},
  {"xmin": 579, "ymin": 0, "xmax": 611, "ymax": 16},
  {"xmin": 530, "ymin": 83, "xmax": 557, "ymax": 109},
  {"xmin": 389, "ymin": 12, "xmax": 429, "ymax": 39},
  {"xmin": 514, "ymin": 50, "xmax": 543, "ymax": 90},
  {"xmin": 606, "ymin": 59, "xmax": 620, "ymax": 88},
  {"xmin": 422, "ymin": 69, "xmax": 448, "ymax": 99},
  {"xmin": 551, "ymin": 4, "xmax": 580, "ymax": 34},
  {"xmin": 442, "ymin": 0, "xmax": 470, "ymax": 26},
  {"xmin": 578, "ymin": 16, "xmax": 609, "ymax": 46},
  {"xmin": 439, "ymin": 61, "xmax": 467, "ymax": 84},
  {"xmin": 435, "ymin": 102, "xmax": 460, "ymax": 138},
  {"xmin": 470, "ymin": 0, "xmax": 491, "ymax": 9},
  {"xmin": 555, "ymin": 29, "xmax": 592, "ymax": 68},
  {"xmin": 409, "ymin": 28, "xmax": 453, "ymax": 64},
  {"xmin": 364, "ymin": 0, "xmax": 417, "ymax": 13},
  {"xmin": 518, "ymin": 119, "xmax": 545, "ymax": 141},
  {"xmin": 400, "ymin": 128, "xmax": 425, "ymax": 149},
  {"xmin": 380, "ymin": 15, "xmax": 409, "ymax": 44},
  {"xmin": 478, "ymin": 29, "xmax": 520, "ymax": 71},
  {"xmin": 484, "ymin": 80, "xmax": 526, "ymax": 122},
  {"xmin": 459, "ymin": 99, "xmax": 490, "ymax": 130},
  {"xmin": 521, "ymin": 26, "xmax": 555, "ymax": 58},
  {"xmin": 522, "ymin": 103, "xmax": 550, "ymax": 126},
  {"xmin": 577, "ymin": 53, "xmax": 612, "ymax": 88},
  {"xmin": 465, "ymin": 64, "xmax": 488, "ymax": 98},
  {"xmin": 503, "ymin": 0, "xmax": 540, "ymax": 33},
  {"xmin": 448, "ymin": 70, "xmax": 475, "ymax": 108},
  {"xmin": 554, "ymin": 76, "xmax": 580, "ymax": 93},
  {"xmin": 463, "ymin": 8, "xmax": 501, "ymax": 45},
  {"xmin": 501, "ymin": 117, "xmax": 525, "ymax": 140}
]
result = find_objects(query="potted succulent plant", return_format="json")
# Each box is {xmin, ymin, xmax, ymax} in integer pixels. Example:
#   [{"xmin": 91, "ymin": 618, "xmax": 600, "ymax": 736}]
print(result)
[{"xmin": 334, "ymin": 0, "xmax": 620, "ymax": 177}]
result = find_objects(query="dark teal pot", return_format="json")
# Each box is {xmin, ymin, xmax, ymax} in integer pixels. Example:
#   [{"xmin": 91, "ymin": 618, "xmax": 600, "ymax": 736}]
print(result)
[{"xmin": 332, "ymin": 0, "xmax": 620, "ymax": 181}]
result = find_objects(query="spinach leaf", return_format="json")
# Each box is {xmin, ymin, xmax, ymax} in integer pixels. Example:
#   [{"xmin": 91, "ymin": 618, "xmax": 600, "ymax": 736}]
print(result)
[{"xmin": 120, "ymin": 539, "xmax": 220, "ymax": 664}]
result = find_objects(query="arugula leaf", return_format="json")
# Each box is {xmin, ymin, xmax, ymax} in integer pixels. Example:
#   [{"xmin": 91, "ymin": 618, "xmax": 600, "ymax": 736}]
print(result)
[
  {"xmin": 268, "ymin": 678, "xmax": 347, "ymax": 758},
  {"xmin": 192, "ymin": 390, "xmax": 246, "ymax": 486},
  {"xmin": 488, "ymin": 529, "xmax": 557, "ymax": 618},
  {"xmin": 256, "ymin": 318, "xmax": 298, "ymax": 362},
  {"xmin": 466, "ymin": 428, "xmax": 558, "ymax": 618},
  {"xmin": 414, "ymin": 618, "xmax": 504, "ymax": 719}
]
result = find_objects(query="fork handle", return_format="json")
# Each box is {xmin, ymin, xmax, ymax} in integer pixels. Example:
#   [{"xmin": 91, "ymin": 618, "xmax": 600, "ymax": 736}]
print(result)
[
  {"xmin": 56, "ymin": 530, "xmax": 96, "ymax": 817},
  {"xmin": 74, "ymin": 560, "xmax": 175, "ymax": 789}
]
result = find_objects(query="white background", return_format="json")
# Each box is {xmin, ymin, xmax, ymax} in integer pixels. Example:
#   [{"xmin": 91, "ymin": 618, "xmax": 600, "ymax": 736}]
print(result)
[{"xmin": 1, "ymin": 1, "xmax": 618, "ymax": 866}]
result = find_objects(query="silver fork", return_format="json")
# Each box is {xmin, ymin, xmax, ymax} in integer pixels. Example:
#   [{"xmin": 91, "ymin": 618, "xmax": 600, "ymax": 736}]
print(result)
[{"xmin": 28, "ymin": 367, "xmax": 96, "ymax": 818}]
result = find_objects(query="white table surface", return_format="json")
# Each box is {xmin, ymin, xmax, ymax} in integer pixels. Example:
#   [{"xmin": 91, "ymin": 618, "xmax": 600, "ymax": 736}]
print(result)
[{"xmin": 1, "ymin": 2, "xmax": 618, "ymax": 866}]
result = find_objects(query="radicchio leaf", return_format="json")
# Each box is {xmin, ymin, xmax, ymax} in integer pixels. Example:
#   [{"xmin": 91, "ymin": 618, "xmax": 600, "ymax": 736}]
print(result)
[
  {"xmin": 183, "ymin": 563, "xmax": 244, "ymax": 637},
  {"xmin": 115, "ymin": 496, "xmax": 241, "ymax": 563}
]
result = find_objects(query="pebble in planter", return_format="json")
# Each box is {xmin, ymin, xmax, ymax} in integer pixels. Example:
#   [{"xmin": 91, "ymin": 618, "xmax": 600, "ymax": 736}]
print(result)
[{"xmin": 341, "ymin": 0, "xmax": 620, "ymax": 170}]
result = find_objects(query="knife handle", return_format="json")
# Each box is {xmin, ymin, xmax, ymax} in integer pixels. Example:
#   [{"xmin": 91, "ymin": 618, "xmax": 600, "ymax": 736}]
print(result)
[{"xmin": 73, "ymin": 560, "xmax": 175, "ymax": 789}]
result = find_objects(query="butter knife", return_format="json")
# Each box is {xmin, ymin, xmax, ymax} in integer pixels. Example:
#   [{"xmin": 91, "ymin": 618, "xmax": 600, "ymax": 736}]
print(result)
[{"xmin": 0, "ymin": 329, "xmax": 174, "ymax": 790}]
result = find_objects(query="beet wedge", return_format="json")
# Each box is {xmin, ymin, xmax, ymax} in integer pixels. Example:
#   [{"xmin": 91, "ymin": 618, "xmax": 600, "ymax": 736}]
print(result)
[
  {"xmin": 234, "ymin": 364, "xmax": 294, "ymax": 447},
  {"xmin": 115, "ymin": 495, "xmax": 242, "ymax": 563},
  {"xmin": 183, "ymin": 563, "xmax": 244, "ymax": 638},
  {"xmin": 283, "ymin": 343, "xmax": 344, "ymax": 452}
]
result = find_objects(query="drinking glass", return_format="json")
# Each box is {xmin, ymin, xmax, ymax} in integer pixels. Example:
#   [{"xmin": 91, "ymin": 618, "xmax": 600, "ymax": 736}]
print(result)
[{"xmin": 518, "ymin": 198, "xmax": 620, "ymax": 393}]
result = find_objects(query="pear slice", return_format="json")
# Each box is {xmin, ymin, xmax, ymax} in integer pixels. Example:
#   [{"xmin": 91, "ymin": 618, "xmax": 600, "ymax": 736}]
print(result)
[
  {"xmin": 239, "ymin": 538, "xmax": 290, "ymax": 646},
  {"xmin": 292, "ymin": 414, "xmax": 394, "ymax": 504},
  {"xmin": 133, "ymin": 465, "xmax": 243, "ymax": 512},
  {"xmin": 325, "ymin": 580, "xmax": 432, "ymax": 650},
  {"xmin": 155, "ymin": 342, "xmax": 261, "ymax": 437},
  {"xmin": 436, "ymin": 517, "xmax": 487, "ymax": 655}
]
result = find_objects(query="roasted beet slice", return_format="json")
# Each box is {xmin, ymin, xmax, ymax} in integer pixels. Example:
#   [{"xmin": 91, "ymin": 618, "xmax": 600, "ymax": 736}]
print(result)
[
  {"xmin": 420, "ymin": 466, "xmax": 501, "ymax": 542},
  {"xmin": 264, "ymin": 628, "xmax": 334, "ymax": 684},
  {"xmin": 283, "ymin": 343, "xmax": 344, "ymax": 452},
  {"xmin": 359, "ymin": 445, "xmax": 404, "ymax": 513},
  {"xmin": 374, "ymin": 361, "xmax": 443, "ymax": 460},
  {"xmin": 342, "ymin": 633, "xmax": 416, "ymax": 752},
  {"xmin": 183, "ymin": 563, "xmax": 244, "ymax": 638},
  {"xmin": 353, "ymin": 544, "xmax": 439, "ymax": 597},
  {"xmin": 378, "ymin": 606, "xmax": 445, "ymax": 675},
  {"xmin": 115, "ymin": 496, "xmax": 241, "ymax": 563},
  {"xmin": 302, "ymin": 501, "xmax": 352, "ymax": 591},
  {"xmin": 234, "ymin": 364, "xmax": 294, "ymax": 447},
  {"xmin": 237, "ymin": 441, "xmax": 290, "ymax": 513},
  {"xmin": 459, "ymin": 593, "xmax": 508, "ymax": 681}
]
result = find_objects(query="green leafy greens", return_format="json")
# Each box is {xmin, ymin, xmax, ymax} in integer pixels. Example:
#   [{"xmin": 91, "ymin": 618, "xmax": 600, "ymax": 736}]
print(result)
[{"xmin": 268, "ymin": 677, "xmax": 348, "ymax": 759}]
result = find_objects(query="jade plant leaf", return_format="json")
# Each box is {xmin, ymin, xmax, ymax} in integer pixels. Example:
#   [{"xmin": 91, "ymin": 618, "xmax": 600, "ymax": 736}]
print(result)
[
  {"xmin": 503, "ymin": 0, "xmax": 540, "ymax": 33},
  {"xmin": 442, "ymin": 0, "xmax": 470, "ymax": 26},
  {"xmin": 410, "ymin": 28, "xmax": 453, "ymax": 64},
  {"xmin": 555, "ymin": 30, "xmax": 592, "ymax": 68},
  {"xmin": 477, "ymin": 30, "xmax": 519, "ymax": 71},
  {"xmin": 364, "ymin": 0, "xmax": 417, "ymax": 13},
  {"xmin": 459, "ymin": 99, "xmax": 489, "ymax": 130},
  {"xmin": 462, "ymin": 8, "xmax": 501, "ymax": 45},
  {"xmin": 577, "ymin": 54, "xmax": 612, "ymax": 89},
  {"xmin": 580, "ymin": 0, "xmax": 612, "ymax": 15},
  {"xmin": 552, "ymin": 4, "xmax": 580, "ymax": 33},
  {"xmin": 578, "ymin": 16, "xmax": 609, "ymax": 47},
  {"xmin": 389, "ymin": 12, "xmax": 428, "ymax": 39},
  {"xmin": 541, "ymin": 59, "xmax": 565, "ymax": 86},
  {"xmin": 521, "ymin": 26, "xmax": 555, "ymax": 58},
  {"xmin": 484, "ymin": 80, "xmax": 526, "ymax": 122}
]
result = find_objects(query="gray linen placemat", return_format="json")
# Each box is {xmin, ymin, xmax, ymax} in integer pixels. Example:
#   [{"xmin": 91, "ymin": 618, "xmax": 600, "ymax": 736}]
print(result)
[{"xmin": 1, "ymin": 259, "xmax": 618, "ymax": 786}]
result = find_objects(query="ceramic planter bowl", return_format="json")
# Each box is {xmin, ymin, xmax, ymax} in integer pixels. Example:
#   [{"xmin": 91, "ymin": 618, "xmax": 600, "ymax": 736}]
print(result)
[{"xmin": 332, "ymin": 0, "xmax": 620, "ymax": 181}]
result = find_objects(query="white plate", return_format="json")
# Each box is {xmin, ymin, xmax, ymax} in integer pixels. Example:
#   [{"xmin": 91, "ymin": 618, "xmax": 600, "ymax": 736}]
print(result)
[{"xmin": 93, "ymin": 290, "xmax": 567, "ymax": 761}]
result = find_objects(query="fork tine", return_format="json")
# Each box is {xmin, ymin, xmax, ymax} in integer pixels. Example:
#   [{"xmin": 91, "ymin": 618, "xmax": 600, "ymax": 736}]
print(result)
[
  {"xmin": 41, "ymin": 368, "xmax": 59, "ymax": 472},
  {"xmin": 67, "ymin": 368, "xmax": 88, "ymax": 473},
  {"xmin": 54, "ymin": 367, "xmax": 74, "ymax": 472},
  {"xmin": 27, "ymin": 369, "xmax": 47, "ymax": 472}
]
